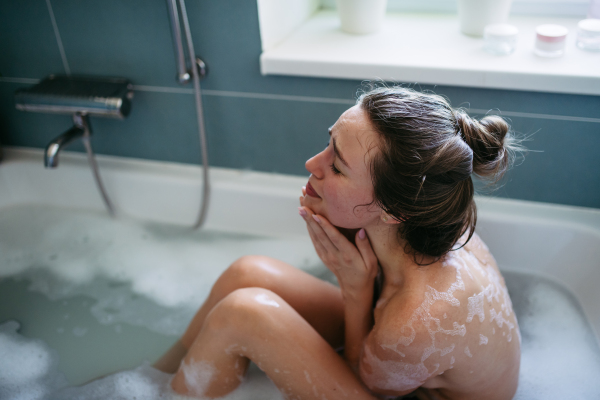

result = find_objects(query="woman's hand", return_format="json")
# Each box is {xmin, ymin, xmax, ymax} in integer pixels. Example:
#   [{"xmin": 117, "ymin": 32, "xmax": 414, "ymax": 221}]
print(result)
[
  {"xmin": 298, "ymin": 203, "xmax": 379, "ymax": 296},
  {"xmin": 299, "ymin": 188, "xmax": 378, "ymax": 369}
]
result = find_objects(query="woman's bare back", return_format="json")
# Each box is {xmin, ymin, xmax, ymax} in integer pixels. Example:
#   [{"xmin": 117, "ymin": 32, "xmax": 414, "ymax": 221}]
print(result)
[{"xmin": 359, "ymin": 233, "xmax": 521, "ymax": 400}]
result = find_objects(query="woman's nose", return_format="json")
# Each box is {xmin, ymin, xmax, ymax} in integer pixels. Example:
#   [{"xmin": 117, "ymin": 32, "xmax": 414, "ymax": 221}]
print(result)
[{"xmin": 305, "ymin": 150, "xmax": 326, "ymax": 179}]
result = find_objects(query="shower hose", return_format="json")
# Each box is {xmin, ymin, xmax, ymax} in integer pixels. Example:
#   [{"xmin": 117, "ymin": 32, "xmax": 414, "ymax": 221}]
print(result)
[{"xmin": 173, "ymin": 0, "xmax": 211, "ymax": 229}]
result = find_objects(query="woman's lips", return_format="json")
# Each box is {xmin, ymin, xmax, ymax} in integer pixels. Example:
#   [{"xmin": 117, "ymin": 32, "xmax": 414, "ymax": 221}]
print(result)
[{"xmin": 305, "ymin": 182, "xmax": 321, "ymax": 198}]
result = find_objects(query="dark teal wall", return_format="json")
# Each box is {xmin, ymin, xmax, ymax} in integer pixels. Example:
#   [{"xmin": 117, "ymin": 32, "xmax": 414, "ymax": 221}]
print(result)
[{"xmin": 1, "ymin": 0, "xmax": 599, "ymax": 208}]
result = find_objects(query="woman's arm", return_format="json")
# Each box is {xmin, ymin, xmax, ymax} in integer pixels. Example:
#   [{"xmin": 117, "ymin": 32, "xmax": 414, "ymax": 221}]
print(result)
[
  {"xmin": 298, "ymin": 206, "xmax": 378, "ymax": 372},
  {"xmin": 343, "ymin": 273, "xmax": 375, "ymax": 371}
]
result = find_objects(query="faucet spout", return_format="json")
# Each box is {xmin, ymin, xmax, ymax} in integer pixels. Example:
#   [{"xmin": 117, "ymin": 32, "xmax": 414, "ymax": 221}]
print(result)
[{"xmin": 44, "ymin": 113, "xmax": 90, "ymax": 168}]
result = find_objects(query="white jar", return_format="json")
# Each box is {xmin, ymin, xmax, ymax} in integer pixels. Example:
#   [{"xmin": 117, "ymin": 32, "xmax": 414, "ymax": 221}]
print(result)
[
  {"xmin": 335, "ymin": 0, "xmax": 388, "ymax": 35},
  {"xmin": 484, "ymin": 24, "xmax": 519, "ymax": 55},
  {"xmin": 534, "ymin": 24, "xmax": 568, "ymax": 57},
  {"xmin": 576, "ymin": 19, "xmax": 600, "ymax": 51},
  {"xmin": 458, "ymin": 0, "xmax": 514, "ymax": 37}
]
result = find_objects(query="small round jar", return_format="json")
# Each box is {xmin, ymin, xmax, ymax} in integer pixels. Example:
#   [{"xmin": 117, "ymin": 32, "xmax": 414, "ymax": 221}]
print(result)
[
  {"xmin": 576, "ymin": 19, "xmax": 600, "ymax": 51},
  {"xmin": 484, "ymin": 24, "xmax": 519, "ymax": 55},
  {"xmin": 534, "ymin": 24, "xmax": 569, "ymax": 57}
]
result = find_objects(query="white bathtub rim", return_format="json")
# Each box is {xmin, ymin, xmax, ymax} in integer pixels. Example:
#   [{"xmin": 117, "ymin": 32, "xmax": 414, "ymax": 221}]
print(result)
[{"xmin": 2, "ymin": 146, "xmax": 599, "ymax": 233}]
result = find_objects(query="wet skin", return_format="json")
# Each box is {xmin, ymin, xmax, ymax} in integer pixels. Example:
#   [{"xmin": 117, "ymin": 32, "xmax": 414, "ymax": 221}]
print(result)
[{"xmin": 158, "ymin": 106, "xmax": 520, "ymax": 400}]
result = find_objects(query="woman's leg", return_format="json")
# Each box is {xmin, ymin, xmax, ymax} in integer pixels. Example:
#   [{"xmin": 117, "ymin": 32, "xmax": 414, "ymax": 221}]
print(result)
[
  {"xmin": 154, "ymin": 256, "xmax": 344, "ymax": 373},
  {"xmin": 171, "ymin": 287, "xmax": 375, "ymax": 400}
]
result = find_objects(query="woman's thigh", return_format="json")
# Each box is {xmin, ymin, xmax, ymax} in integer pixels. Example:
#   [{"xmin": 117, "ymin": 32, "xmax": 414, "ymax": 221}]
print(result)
[
  {"xmin": 181, "ymin": 255, "xmax": 345, "ymax": 349},
  {"xmin": 173, "ymin": 287, "xmax": 375, "ymax": 400}
]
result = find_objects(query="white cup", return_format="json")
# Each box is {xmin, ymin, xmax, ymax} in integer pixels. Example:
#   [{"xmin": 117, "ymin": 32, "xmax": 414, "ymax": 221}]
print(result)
[
  {"xmin": 458, "ymin": 0, "xmax": 514, "ymax": 37},
  {"xmin": 335, "ymin": 0, "xmax": 388, "ymax": 34}
]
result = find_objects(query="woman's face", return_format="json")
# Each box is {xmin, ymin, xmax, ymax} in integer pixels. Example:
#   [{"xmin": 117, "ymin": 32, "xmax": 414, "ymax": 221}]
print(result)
[{"xmin": 302, "ymin": 105, "xmax": 382, "ymax": 229}]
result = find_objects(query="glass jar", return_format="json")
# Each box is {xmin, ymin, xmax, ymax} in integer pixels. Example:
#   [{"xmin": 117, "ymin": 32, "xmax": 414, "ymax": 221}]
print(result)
[
  {"xmin": 576, "ymin": 19, "xmax": 600, "ymax": 52},
  {"xmin": 483, "ymin": 24, "xmax": 518, "ymax": 55}
]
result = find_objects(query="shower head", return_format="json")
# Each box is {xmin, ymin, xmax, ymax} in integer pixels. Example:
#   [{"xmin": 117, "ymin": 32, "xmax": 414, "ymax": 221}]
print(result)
[{"xmin": 15, "ymin": 75, "xmax": 133, "ymax": 119}]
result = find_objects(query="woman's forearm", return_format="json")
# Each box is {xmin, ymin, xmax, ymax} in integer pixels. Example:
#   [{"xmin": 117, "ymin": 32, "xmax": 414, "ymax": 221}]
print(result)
[{"xmin": 343, "ymin": 287, "xmax": 374, "ymax": 372}]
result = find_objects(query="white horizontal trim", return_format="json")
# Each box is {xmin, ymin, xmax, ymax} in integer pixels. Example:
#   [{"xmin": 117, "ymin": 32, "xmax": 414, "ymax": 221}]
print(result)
[
  {"xmin": 3, "ymin": 81, "xmax": 350, "ymax": 105},
  {"xmin": 132, "ymin": 85, "xmax": 194, "ymax": 94},
  {"xmin": 201, "ymin": 89, "xmax": 356, "ymax": 104},
  {"xmin": 0, "ymin": 77, "xmax": 41, "ymax": 84},
  {"xmin": 469, "ymin": 109, "xmax": 600, "ymax": 123},
  {"xmin": 261, "ymin": 11, "xmax": 600, "ymax": 96},
  {"xmin": 132, "ymin": 85, "xmax": 356, "ymax": 104},
  {"xmin": 2, "ymin": 79, "xmax": 596, "ymax": 123},
  {"xmin": 321, "ymin": 0, "xmax": 590, "ymax": 17}
]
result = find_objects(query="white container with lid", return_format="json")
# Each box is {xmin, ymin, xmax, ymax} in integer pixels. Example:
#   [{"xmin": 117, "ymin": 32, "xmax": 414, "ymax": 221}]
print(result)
[
  {"xmin": 483, "ymin": 24, "xmax": 519, "ymax": 55},
  {"xmin": 458, "ymin": 0, "xmax": 514, "ymax": 37},
  {"xmin": 336, "ymin": 0, "xmax": 388, "ymax": 34},
  {"xmin": 577, "ymin": 19, "xmax": 600, "ymax": 51},
  {"xmin": 534, "ymin": 24, "xmax": 569, "ymax": 57}
]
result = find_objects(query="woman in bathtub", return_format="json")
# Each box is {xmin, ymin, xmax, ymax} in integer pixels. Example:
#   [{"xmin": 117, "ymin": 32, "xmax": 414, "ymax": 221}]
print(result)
[{"xmin": 155, "ymin": 86, "xmax": 522, "ymax": 400}]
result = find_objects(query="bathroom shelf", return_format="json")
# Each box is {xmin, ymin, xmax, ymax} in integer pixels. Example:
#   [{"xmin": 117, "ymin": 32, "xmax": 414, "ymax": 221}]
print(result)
[{"xmin": 260, "ymin": 10, "xmax": 600, "ymax": 96}]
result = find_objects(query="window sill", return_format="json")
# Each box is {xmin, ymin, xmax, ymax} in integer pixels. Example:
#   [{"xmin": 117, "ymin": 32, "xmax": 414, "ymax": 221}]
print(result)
[{"xmin": 260, "ymin": 10, "xmax": 600, "ymax": 96}]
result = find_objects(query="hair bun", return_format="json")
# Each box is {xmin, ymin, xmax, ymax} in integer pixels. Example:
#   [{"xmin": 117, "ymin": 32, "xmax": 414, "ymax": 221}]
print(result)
[{"xmin": 455, "ymin": 111, "xmax": 513, "ymax": 180}]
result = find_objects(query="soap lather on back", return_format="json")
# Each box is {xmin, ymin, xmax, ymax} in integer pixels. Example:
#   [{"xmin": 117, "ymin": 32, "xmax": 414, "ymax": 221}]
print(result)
[{"xmin": 360, "ymin": 234, "xmax": 521, "ymax": 400}]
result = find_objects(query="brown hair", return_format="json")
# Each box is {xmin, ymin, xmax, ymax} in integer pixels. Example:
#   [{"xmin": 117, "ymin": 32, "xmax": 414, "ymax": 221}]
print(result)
[{"xmin": 358, "ymin": 86, "xmax": 519, "ymax": 260}]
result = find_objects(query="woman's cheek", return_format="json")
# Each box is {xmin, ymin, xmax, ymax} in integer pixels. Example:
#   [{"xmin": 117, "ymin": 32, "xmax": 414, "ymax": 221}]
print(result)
[{"xmin": 323, "ymin": 187, "xmax": 359, "ymax": 227}]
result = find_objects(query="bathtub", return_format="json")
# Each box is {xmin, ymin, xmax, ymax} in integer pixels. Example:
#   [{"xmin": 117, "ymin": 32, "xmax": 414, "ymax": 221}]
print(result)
[{"xmin": 1, "ymin": 147, "xmax": 599, "ymax": 399}]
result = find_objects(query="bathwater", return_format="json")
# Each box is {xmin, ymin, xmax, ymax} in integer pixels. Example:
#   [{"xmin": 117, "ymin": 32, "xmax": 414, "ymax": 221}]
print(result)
[{"xmin": 0, "ymin": 204, "xmax": 599, "ymax": 399}]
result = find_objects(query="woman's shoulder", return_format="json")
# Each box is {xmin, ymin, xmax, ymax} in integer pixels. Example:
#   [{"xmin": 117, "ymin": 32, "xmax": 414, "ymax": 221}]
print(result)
[
  {"xmin": 366, "ymin": 234, "xmax": 520, "ymax": 398},
  {"xmin": 373, "ymin": 254, "xmax": 472, "ymax": 347}
]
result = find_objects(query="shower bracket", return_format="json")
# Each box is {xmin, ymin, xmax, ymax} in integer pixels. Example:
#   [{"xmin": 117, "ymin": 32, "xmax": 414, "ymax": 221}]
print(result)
[{"xmin": 176, "ymin": 57, "xmax": 207, "ymax": 85}]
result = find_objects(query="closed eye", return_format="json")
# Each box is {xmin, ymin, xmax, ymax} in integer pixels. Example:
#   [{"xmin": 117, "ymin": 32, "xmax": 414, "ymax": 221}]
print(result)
[{"xmin": 330, "ymin": 163, "xmax": 342, "ymax": 175}]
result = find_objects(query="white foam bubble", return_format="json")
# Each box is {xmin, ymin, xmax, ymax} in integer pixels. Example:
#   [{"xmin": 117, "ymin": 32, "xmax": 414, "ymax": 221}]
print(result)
[
  {"xmin": 508, "ymin": 273, "xmax": 600, "ymax": 399},
  {"xmin": 0, "ymin": 321, "xmax": 68, "ymax": 400},
  {"xmin": 181, "ymin": 358, "xmax": 216, "ymax": 397}
]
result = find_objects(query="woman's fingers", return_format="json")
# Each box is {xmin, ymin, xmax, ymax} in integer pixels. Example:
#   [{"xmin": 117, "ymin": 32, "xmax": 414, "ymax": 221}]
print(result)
[
  {"xmin": 301, "ymin": 208, "xmax": 340, "ymax": 256},
  {"xmin": 305, "ymin": 217, "xmax": 328, "ymax": 257},
  {"xmin": 310, "ymin": 213, "xmax": 352, "ymax": 254},
  {"xmin": 298, "ymin": 208, "xmax": 340, "ymax": 258},
  {"xmin": 299, "ymin": 207, "xmax": 331, "ymax": 256}
]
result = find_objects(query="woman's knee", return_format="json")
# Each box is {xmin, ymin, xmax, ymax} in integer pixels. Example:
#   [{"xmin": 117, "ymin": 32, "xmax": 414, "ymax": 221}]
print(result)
[
  {"xmin": 212, "ymin": 256, "xmax": 280, "ymax": 297},
  {"xmin": 204, "ymin": 287, "xmax": 284, "ymax": 334}
]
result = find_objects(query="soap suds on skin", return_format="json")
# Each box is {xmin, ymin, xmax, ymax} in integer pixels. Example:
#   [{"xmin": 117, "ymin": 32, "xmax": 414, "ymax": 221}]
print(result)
[
  {"xmin": 361, "ymin": 345, "xmax": 430, "ymax": 392},
  {"xmin": 465, "ymin": 346, "xmax": 472, "ymax": 358},
  {"xmin": 368, "ymin": 259, "xmax": 468, "ymax": 391},
  {"xmin": 182, "ymin": 358, "xmax": 216, "ymax": 397},
  {"xmin": 382, "ymin": 258, "xmax": 467, "ymax": 362},
  {"xmin": 466, "ymin": 292, "xmax": 485, "ymax": 323}
]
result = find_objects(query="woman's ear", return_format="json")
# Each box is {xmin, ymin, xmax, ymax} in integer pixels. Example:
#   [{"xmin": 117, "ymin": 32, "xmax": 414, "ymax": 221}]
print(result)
[{"xmin": 380, "ymin": 211, "xmax": 402, "ymax": 224}]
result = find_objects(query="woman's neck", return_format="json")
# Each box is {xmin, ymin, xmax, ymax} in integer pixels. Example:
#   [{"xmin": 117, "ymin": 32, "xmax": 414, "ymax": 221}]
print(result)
[{"xmin": 364, "ymin": 224, "xmax": 411, "ymax": 287}]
